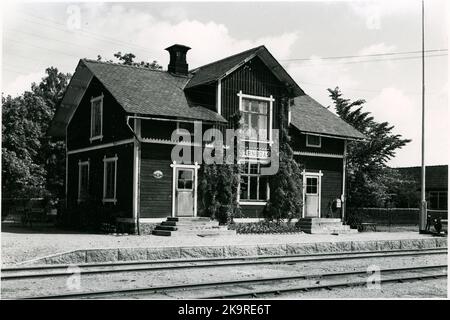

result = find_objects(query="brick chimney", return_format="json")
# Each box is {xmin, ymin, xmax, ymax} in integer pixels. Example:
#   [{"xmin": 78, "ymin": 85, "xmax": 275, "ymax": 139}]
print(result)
[{"xmin": 165, "ymin": 44, "xmax": 191, "ymax": 75}]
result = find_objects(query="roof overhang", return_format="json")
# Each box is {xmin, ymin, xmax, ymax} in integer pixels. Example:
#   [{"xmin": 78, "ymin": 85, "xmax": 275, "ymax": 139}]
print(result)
[
  {"xmin": 48, "ymin": 60, "xmax": 93, "ymax": 138},
  {"xmin": 292, "ymin": 126, "xmax": 367, "ymax": 142}
]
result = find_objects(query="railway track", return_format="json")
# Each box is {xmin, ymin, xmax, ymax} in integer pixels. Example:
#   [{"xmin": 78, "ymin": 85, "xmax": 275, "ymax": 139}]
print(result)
[
  {"xmin": 2, "ymin": 247, "xmax": 447, "ymax": 280},
  {"xmin": 15, "ymin": 264, "xmax": 448, "ymax": 299}
]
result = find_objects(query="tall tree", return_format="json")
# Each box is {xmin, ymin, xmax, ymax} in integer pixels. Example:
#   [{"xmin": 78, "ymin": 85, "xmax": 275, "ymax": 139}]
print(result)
[
  {"xmin": 328, "ymin": 87, "xmax": 411, "ymax": 208},
  {"xmin": 2, "ymin": 68, "xmax": 70, "ymax": 199},
  {"xmin": 264, "ymin": 97, "xmax": 303, "ymax": 221}
]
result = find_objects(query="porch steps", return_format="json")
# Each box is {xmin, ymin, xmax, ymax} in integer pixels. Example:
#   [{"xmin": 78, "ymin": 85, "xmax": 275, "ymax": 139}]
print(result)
[
  {"xmin": 298, "ymin": 218, "xmax": 358, "ymax": 234},
  {"xmin": 152, "ymin": 217, "xmax": 236, "ymax": 237}
]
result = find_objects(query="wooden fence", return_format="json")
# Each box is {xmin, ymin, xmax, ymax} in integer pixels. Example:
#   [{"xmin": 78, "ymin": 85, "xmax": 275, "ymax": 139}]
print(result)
[{"xmin": 347, "ymin": 207, "xmax": 448, "ymax": 225}]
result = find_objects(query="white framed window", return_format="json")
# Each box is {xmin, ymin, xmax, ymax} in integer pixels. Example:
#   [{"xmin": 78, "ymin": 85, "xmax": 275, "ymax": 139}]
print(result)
[
  {"xmin": 78, "ymin": 160, "xmax": 90, "ymax": 202},
  {"xmin": 238, "ymin": 92, "xmax": 274, "ymax": 143},
  {"xmin": 103, "ymin": 155, "xmax": 118, "ymax": 204},
  {"xmin": 90, "ymin": 94, "xmax": 103, "ymax": 142},
  {"xmin": 306, "ymin": 134, "xmax": 321, "ymax": 148},
  {"xmin": 239, "ymin": 162, "xmax": 269, "ymax": 204}
]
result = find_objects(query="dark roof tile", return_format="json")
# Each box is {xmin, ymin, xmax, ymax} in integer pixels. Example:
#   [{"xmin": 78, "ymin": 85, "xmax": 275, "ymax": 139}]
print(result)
[
  {"xmin": 290, "ymin": 95, "xmax": 366, "ymax": 140},
  {"xmin": 82, "ymin": 59, "xmax": 226, "ymax": 123}
]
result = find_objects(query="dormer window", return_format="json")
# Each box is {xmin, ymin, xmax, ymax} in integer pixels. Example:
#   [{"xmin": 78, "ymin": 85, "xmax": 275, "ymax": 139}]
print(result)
[
  {"xmin": 306, "ymin": 134, "xmax": 321, "ymax": 148},
  {"xmin": 90, "ymin": 94, "xmax": 103, "ymax": 142}
]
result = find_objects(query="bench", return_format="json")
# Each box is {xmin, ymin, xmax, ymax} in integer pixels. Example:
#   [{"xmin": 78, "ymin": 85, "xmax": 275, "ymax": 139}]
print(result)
[{"xmin": 358, "ymin": 222, "xmax": 377, "ymax": 232}]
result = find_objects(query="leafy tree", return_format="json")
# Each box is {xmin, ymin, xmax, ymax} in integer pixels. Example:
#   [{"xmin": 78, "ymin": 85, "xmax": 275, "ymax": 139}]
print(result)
[
  {"xmin": 264, "ymin": 97, "xmax": 303, "ymax": 221},
  {"xmin": 97, "ymin": 52, "xmax": 163, "ymax": 70},
  {"xmin": 328, "ymin": 87, "xmax": 411, "ymax": 208},
  {"xmin": 2, "ymin": 68, "xmax": 70, "ymax": 199}
]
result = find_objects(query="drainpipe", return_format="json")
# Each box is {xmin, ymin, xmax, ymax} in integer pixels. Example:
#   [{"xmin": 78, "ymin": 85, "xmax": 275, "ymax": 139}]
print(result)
[{"xmin": 342, "ymin": 140, "xmax": 347, "ymax": 223}]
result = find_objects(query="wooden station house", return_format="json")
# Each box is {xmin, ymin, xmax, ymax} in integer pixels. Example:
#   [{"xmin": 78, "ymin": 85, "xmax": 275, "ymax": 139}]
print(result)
[{"xmin": 49, "ymin": 44, "xmax": 365, "ymax": 234}]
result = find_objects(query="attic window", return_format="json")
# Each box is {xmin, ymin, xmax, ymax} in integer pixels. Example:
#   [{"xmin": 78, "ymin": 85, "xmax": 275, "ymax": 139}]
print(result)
[
  {"xmin": 90, "ymin": 94, "xmax": 103, "ymax": 142},
  {"xmin": 306, "ymin": 134, "xmax": 321, "ymax": 148}
]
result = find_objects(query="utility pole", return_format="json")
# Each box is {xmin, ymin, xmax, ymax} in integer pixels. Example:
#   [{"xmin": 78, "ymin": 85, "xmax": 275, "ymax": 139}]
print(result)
[{"xmin": 419, "ymin": 0, "xmax": 427, "ymax": 233}]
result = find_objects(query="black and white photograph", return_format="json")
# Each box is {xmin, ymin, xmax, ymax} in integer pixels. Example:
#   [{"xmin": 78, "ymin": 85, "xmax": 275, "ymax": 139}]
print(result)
[{"xmin": 0, "ymin": 0, "xmax": 448, "ymax": 308}]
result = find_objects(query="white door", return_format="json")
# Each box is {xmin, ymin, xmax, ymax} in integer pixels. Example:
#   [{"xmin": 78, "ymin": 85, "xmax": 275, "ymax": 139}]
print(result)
[
  {"xmin": 305, "ymin": 176, "xmax": 320, "ymax": 217},
  {"xmin": 175, "ymin": 168, "xmax": 194, "ymax": 217}
]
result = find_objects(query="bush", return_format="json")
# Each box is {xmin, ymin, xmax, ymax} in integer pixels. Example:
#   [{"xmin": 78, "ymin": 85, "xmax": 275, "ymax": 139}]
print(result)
[
  {"xmin": 228, "ymin": 221, "xmax": 303, "ymax": 234},
  {"xmin": 345, "ymin": 212, "xmax": 362, "ymax": 229},
  {"xmin": 56, "ymin": 198, "xmax": 124, "ymax": 233}
]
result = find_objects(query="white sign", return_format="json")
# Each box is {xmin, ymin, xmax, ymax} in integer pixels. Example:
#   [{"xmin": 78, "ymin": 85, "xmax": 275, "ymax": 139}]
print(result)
[{"xmin": 153, "ymin": 170, "xmax": 163, "ymax": 179}]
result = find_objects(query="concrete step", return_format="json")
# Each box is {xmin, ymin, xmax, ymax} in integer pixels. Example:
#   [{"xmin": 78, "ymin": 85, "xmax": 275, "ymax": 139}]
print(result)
[
  {"xmin": 171, "ymin": 229, "xmax": 237, "ymax": 237},
  {"xmin": 153, "ymin": 216, "xmax": 230, "ymax": 237},
  {"xmin": 154, "ymin": 225, "xmax": 177, "ymax": 231},
  {"xmin": 161, "ymin": 221, "xmax": 219, "ymax": 227},
  {"xmin": 299, "ymin": 218, "xmax": 342, "ymax": 223},
  {"xmin": 167, "ymin": 217, "xmax": 212, "ymax": 222},
  {"xmin": 298, "ymin": 218, "xmax": 355, "ymax": 235},
  {"xmin": 302, "ymin": 228, "xmax": 358, "ymax": 234},
  {"xmin": 151, "ymin": 229, "xmax": 172, "ymax": 236}
]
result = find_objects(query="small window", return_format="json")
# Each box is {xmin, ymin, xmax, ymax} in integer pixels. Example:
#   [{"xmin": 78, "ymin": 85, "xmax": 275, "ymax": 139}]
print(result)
[
  {"xmin": 177, "ymin": 169, "xmax": 194, "ymax": 190},
  {"xmin": 306, "ymin": 134, "xmax": 321, "ymax": 148},
  {"xmin": 78, "ymin": 160, "xmax": 89, "ymax": 202},
  {"xmin": 103, "ymin": 155, "xmax": 117, "ymax": 203},
  {"xmin": 306, "ymin": 177, "xmax": 318, "ymax": 194},
  {"xmin": 90, "ymin": 95, "xmax": 103, "ymax": 142}
]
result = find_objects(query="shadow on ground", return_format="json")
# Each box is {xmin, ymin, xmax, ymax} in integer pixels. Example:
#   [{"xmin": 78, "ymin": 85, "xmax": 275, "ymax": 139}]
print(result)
[{"xmin": 1, "ymin": 222, "xmax": 93, "ymax": 235}]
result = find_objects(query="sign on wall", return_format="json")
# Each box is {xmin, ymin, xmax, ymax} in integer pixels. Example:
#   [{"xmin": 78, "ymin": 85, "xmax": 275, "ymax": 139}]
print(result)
[{"xmin": 153, "ymin": 170, "xmax": 163, "ymax": 179}]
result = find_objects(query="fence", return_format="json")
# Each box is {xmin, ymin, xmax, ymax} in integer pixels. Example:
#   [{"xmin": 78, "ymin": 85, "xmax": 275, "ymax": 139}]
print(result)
[
  {"xmin": 1, "ymin": 198, "xmax": 56, "ymax": 224},
  {"xmin": 347, "ymin": 207, "xmax": 448, "ymax": 226}
]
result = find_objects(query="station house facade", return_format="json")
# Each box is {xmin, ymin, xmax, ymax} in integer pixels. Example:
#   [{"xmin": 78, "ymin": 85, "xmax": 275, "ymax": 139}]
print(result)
[{"xmin": 49, "ymin": 44, "xmax": 365, "ymax": 233}]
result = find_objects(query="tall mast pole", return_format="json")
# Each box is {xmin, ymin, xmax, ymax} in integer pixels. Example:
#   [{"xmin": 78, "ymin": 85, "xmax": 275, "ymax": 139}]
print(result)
[{"xmin": 419, "ymin": 0, "xmax": 427, "ymax": 233}]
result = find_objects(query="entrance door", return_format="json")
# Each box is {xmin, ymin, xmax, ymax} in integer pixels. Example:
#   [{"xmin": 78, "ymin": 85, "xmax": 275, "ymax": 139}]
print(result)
[
  {"xmin": 175, "ymin": 168, "xmax": 194, "ymax": 217},
  {"xmin": 305, "ymin": 176, "xmax": 320, "ymax": 217}
]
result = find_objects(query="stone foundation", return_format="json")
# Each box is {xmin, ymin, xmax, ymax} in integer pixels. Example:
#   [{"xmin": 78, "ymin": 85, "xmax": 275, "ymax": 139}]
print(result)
[{"xmin": 22, "ymin": 236, "xmax": 447, "ymax": 266}]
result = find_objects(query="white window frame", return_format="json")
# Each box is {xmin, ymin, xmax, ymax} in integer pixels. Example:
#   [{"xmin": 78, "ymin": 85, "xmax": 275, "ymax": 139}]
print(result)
[
  {"xmin": 237, "ymin": 91, "xmax": 274, "ymax": 144},
  {"xmin": 238, "ymin": 161, "xmax": 270, "ymax": 206},
  {"xmin": 103, "ymin": 154, "xmax": 118, "ymax": 204},
  {"xmin": 306, "ymin": 134, "xmax": 322, "ymax": 148},
  {"xmin": 90, "ymin": 94, "xmax": 104, "ymax": 142},
  {"xmin": 77, "ymin": 159, "xmax": 90, "ymax": 203}
]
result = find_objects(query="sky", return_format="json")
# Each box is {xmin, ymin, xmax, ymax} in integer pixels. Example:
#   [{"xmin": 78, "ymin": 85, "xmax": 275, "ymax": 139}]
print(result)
[{"xmin": 1, "ymin": 0, "xmax": 448, "ymax": 168}]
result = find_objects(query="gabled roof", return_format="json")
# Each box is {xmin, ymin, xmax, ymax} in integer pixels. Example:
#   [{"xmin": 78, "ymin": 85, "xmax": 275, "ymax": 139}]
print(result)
[
  {"xmin": 82, "ymin": 60, "xmax": 226, "ymax": 122},
  {"xmin": 186, "ymin": 45, "xmax": 305, "ymax": 97},
  {"xmin": 49, "ymin": 59, "xmax": 226, "ymax": 137},
  {"xmin": 290, "ymin": 95, "xmax": 366, "ymax": 140}
]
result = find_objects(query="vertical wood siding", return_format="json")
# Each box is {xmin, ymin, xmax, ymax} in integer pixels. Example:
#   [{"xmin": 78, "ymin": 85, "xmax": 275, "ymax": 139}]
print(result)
[
  {"xmin": 290, "ymin": 129, "xmax": 345, "ymax": 155},
  {"xmin": 67, "ymin": 143, "xmax": 134, "ymax": 217},
  {"xmin": 139, "ymin": 144, "xmax": 173, "ymax": 218},
  {"xmin": 67, "ymin": 77, "xmax": 132, "ymax": 151},
  {"xmin": 221, "ymin": 56, "xmax": 288, "ymax": 130},
  {"xmin": 296, "ymin": 156, "xmax": 344, "ymax": 218}
]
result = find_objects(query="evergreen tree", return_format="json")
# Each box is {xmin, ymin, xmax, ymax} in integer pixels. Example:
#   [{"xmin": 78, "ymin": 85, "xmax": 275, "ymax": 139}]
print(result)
[
  {"xmin": 328, "ymin": 87, "xmax": 411, "ymax": 208},
  {"xmin": 264, "ymin": 97, "xmax": 303, "ymax": 222}
]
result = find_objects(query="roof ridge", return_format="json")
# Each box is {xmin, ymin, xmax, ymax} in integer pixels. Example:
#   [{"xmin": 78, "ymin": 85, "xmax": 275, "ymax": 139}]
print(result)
[
  {"xmin": 189, "ymin": 45, "xmax": 265, "ymax": 73},
  {"xmin": 81, "ymin": 58, "xmax": 168, "ymax": 73}
]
